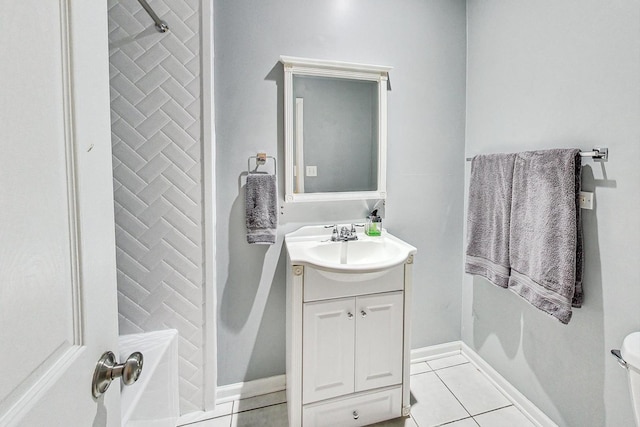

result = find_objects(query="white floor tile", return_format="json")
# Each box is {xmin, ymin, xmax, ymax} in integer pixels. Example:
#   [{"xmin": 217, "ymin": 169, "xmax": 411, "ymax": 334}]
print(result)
[
  {"xmin": 409, "ymin": 371, "xmax": 470, "ymax": 427},
  {"xmin": 231, "ymin": 402, "xmax": 288, "ymax": 427},
  {"xmin": 177, "ymin": 402, "xmax": 234, "ymax": 425},
  {"xmin": 444, "ymin": 418, "xmax": 479, "ymax": 427},
  {"xmin": 367, "ymin": 415, "xmax": 419, "ymax": 426},
  {"xmin": 427, "ymin": 354, "xmax": 469, "ymax": 371},
  {"xmin": 410, "ymin": 361, "xmax": 432, "ymax": 375},
  {"xmin": 474, "ymin": 406, "xmax": 536, "ymax": 427},
  {"xmin": 233, "ymin": 391, "xmax": 287, "ymax": 413},
  {"xmin": 187, "ymin": 414, "xmax": 232, "ymax": 427},
  {"xmin": 436, "ymin": 364, "xmax": 511, "ymax": 416}
]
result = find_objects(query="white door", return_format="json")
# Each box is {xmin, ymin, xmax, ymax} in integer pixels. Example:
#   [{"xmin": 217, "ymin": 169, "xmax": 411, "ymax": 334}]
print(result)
[
  {"xmin": 303, "ymin": 298, "xmax": 355, "ymax": 404},
  {"xmin": 355, "ymin": 292, "xmax": 404, "ymax": 392},
  {"xmin": 0, "ymin": 1, "xmax": 119, "ymax": 426}
]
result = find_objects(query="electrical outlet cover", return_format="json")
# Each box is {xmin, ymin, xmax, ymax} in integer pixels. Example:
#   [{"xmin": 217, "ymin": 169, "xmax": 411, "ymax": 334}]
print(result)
[{"xmin": 579, "ymin": 191, "xmax": 594, "ymax": 210}]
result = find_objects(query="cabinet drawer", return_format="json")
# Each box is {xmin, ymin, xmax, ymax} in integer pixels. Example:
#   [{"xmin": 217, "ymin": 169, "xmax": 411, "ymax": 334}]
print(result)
[
  {"xmin": 304, "ymin": 266, "xmax": 404, "ymax": 302},
  {"xmin": 302, "ymin": 386, "xmax": 402, "ymax": 427}
]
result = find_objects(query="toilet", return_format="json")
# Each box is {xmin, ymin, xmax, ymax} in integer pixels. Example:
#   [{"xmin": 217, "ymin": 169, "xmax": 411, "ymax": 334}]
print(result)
[{"xmin": 615, "ymin": 332, "xmax": 640, "ymax": 426}]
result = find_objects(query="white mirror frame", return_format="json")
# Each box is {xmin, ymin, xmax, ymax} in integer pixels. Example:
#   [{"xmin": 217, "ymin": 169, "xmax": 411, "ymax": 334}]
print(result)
[{"xmin": 281, "ymin": 56, "xmax": 392, "ymax": 203}]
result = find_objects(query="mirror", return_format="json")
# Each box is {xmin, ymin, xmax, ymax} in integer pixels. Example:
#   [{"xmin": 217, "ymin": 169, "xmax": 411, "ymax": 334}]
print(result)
[{"xmin": 281, "ymin": 56, "xmax": 391, "ymax": 202}]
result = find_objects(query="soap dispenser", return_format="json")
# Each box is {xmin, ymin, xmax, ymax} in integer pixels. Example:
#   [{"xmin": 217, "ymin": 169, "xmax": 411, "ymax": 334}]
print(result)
[{"xmin": 365, "ymin": 209, "xmax": 382, "ymax": 236}]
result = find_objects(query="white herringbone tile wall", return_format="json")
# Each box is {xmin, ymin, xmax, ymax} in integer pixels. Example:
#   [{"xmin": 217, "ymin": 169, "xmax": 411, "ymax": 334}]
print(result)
[{"xmin": 107, "ymin": 0, "xmax": 203, "ymax": 413}]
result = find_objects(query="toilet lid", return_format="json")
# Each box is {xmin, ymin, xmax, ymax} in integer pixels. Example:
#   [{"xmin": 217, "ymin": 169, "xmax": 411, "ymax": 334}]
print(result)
[{"xmin": 621, "ymin": 331, "xmax": 640, "ymax": 369}]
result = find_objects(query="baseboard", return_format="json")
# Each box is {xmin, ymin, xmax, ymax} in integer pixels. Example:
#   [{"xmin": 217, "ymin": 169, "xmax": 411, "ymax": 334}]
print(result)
[
  {"xmin": 410, "ymin": 341, "xmax": 462, "ymax": 362},
  {"xmin": 215, "ymin": 374, "xmax": 286, "ymax": 405},
  {"xmin": 460, "ymin": 342, "xmax": 557, "ymax": 427}
]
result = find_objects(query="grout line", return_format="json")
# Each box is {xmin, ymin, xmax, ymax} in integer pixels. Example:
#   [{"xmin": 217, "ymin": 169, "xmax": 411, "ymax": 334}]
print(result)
[
  {"xmin": 178, "ymin": 412, "xmax": 232, "ymax": 427},
  {"xmin": 432, "ymin": 369, "xmax": 474, "ymax": 420},
  {"xmin": 233, "ymin": 400, "xmax": 287, "ymax": 415},
  {"xmin": 430, "ymin": 360, "xmax": 469, "ymax": 372},
  {"xmin": 436, "ymin": 416, "xmax": 476, "ymax": 426},
  {"xmin": 432, "ymin": 366, "xmax": 512, "ymax": 422},
  {"xmin": 471, "ymin": 404, "xmax": 513, "ymax": 418}
]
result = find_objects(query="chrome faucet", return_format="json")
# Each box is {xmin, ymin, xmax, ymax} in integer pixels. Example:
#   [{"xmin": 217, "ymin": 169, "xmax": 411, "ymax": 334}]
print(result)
[{"xmin": 326, "ymin": 224, "xmax": 360, "ymax": 242}]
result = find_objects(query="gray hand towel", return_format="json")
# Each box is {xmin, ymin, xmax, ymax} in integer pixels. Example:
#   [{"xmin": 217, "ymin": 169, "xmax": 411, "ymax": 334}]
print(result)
[
  {"xmin": 245, "ymin": 173, "xmax": 278, "ymax": 244},
  {"xmin": 507, "ymin": 149, "xmax": 583, "ymax": 324},
  {"xmin": 465, "ymin": 153, "xmax": 517, "ymax": 288}
]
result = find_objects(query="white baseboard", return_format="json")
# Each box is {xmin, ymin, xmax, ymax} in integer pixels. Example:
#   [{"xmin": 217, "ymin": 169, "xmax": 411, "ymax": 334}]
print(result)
[
  {"xmin": 216, "ymin": 374, "xmax": 286, "ymax": 405},
  {"xmin": 200, "ymin": 342, "xmax": 555, "ymax": 427},
  {"xmin": 410, "ymin": 341, "xmax": 462, "ymax": 362}
]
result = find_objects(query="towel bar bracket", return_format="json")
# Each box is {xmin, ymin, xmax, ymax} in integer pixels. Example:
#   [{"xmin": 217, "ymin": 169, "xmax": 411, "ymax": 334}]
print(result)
[
  {"xmin": 588, "ymin": 147, "xmax": 608, "ymax": 161},
  {"xmin": 248, "ymin": 154, "xmax": 277, "ymax": 174}
]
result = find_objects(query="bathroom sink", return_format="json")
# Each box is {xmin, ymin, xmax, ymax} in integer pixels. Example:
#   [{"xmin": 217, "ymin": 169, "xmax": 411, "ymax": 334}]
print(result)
[{"xmin": 285, "ymin": 225, "xmax": 416, "ymax": 272}]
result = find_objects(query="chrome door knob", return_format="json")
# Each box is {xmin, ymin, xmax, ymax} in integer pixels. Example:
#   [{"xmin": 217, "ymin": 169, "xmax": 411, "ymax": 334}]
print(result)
[
  {"xmin": 92, "ymin": 351, "xmax": 143, "ymax": 398},
  {"xmin": 347, "ymin": 312, "xmax": 354, "ymax": 319},
  {"xmin": 353, "ymin": 410, "xmax": 359, "ymax": 419},
  {"xmin": 360, "ymin": 310, "xmax": 367, "ymax": 318}
]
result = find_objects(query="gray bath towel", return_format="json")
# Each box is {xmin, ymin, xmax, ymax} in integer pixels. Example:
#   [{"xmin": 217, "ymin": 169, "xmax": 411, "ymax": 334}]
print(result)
[
  {"xmin": 507, "ymin": 149, "xmax": 583, "ymax": 324},
  {"xmin": 465, "ymin": 153, "xmax": 517, "ymax": 288},
  {"xmin": 245, "ymin": 173, "xmax": 278, "ymax": 244}
]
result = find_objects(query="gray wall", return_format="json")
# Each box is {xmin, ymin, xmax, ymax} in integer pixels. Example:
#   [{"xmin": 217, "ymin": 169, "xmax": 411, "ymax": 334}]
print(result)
[
  {"xmin": 214, "ymin": 0, "xmax": 467, "ymax": 385},
  {"xmin": 463, "ymin": 1, "xmax": 640, "ymax": 426}
]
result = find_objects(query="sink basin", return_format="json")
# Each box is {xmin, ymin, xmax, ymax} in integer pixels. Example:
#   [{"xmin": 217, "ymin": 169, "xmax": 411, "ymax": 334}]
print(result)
[{"xmin": 285, "ymin": 225, "xmax": 416, "ymax": 272}]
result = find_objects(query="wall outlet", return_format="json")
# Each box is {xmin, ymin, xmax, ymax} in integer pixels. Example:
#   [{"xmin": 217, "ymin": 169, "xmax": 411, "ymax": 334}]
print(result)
[
  {"xmin": 306, "ymin": 165, "xmax": 317, "ymax": 177},
  {"xmin": 579, "ymin": 191, "xmax": 594, "ymax": 210}
]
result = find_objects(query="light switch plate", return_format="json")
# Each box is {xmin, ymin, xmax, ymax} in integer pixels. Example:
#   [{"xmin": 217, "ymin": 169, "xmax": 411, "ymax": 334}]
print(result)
[{"xmin": 306, "ymin": 166, "xmax": 317, "ymax": 177}]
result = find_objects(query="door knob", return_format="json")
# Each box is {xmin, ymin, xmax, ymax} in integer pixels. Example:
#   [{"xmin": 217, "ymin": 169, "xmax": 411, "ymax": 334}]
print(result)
[{"xmin": 92, "ymin": 351, "xmax": 143, "ymax": 398}]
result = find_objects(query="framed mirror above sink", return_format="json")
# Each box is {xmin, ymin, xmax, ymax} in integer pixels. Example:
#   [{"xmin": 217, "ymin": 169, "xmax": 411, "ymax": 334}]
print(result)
[{"xmin": 280, "ymin": 56, "xmax": 392, "ymax": 203}]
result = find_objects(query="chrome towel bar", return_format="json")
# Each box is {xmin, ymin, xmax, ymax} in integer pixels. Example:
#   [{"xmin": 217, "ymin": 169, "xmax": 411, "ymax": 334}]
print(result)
[{"xmin": 465, "ymin": 147, "xmax": 608, "ymax": 162}]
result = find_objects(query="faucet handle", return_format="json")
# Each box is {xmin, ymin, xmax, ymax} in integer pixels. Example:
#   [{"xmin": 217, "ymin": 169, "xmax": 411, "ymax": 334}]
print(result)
[
  {"xmin": 325, "ymin": 224, "xmax": 339, "ymax": 238},
  {"xmin": 351, "ymin": 223, "xmax": 365, "ymax": 233}
]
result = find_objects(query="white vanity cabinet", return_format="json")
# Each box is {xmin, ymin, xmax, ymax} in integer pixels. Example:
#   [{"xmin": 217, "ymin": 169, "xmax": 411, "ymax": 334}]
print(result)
[{"xmin": 286, "ymin": 258, "xmax": 414, "ymax": 427}]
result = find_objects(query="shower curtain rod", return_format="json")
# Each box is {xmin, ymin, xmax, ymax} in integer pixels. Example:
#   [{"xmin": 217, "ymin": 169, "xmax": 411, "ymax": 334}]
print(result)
[
  {"xmin": 465, "ymin": 147, "xmax": 608, "ymax": 162},
  {"xmin": 137, "ymin": 0, "xmax": 169, "ymax": 33}
]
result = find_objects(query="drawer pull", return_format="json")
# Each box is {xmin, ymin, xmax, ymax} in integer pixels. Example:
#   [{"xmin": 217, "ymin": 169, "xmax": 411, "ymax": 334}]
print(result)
[
  {"xmin": 347, "ymin": 312, "xmax": 354, "ymax": 320},
  {"xmin": 360, "ymin": 310, "xmax": 367, "ymax": 318},
  {"xmin": 352, "ymin": 410, "xmax": 359, "ymax": 419}
]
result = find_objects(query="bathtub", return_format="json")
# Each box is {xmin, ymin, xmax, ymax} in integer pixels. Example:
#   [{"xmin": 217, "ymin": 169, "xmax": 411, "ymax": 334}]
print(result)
[{"xmin": 118, "ymin": 329, "xmax": 179, "ymax": 427}]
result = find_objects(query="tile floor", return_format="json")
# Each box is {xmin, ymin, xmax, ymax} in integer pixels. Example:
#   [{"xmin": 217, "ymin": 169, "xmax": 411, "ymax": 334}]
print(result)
[{"xmin": 178, "ymin": 353, "xmax": 537, "ymax": 427}]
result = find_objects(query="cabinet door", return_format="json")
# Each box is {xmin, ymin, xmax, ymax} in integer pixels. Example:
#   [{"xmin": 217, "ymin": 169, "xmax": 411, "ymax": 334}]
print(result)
[
  {"xmin": 303, "ymin": 298, "xmax": 355, "ymax": 403},
  {"xmin": 355, "ymin": 292, "xmax": 404, "ymax": 392}
]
